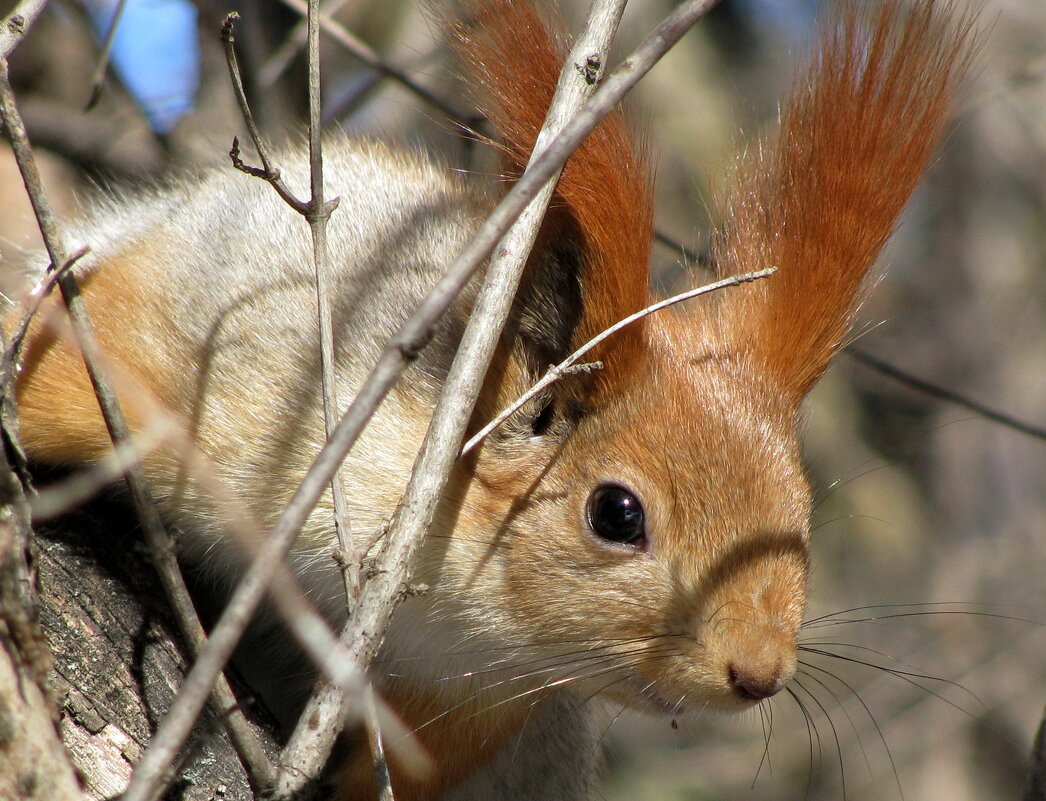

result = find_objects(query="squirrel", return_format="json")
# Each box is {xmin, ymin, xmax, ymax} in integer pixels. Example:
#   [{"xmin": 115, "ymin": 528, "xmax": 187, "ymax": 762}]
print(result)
[{"xmin": 5, "ymin": 0, "xmax": 975, "ymax": 799}]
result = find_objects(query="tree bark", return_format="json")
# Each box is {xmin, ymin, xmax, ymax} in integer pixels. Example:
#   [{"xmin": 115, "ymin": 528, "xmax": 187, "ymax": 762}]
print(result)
[{"xmin": 32, "ymin": 500, "xmax": 280, "ymax": 801}]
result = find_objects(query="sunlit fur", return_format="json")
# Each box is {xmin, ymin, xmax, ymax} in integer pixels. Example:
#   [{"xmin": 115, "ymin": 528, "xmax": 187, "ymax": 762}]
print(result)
[
  {"xmin": 8, "ymin": 1, "xmax": 974, "ymax": 800},
  {"xmin": 713, "ymin": 0, "xmax": 977, "ymax": 398}
]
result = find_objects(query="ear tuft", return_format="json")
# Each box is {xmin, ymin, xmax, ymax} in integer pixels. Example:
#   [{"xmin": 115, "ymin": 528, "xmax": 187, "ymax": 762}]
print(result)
[
  {"xmin": 451, "ymin": 0, "xmax": 654, "ymax": 386},
  {"xmin": 712, "ymin": 0, "xmax": 978, "ymax": 400}
]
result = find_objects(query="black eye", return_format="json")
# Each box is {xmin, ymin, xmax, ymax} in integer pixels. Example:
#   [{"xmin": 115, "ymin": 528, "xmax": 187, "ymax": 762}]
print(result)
[{"xmin": 587, "ymin": 484, "xmax": 646, "ymax": 547}]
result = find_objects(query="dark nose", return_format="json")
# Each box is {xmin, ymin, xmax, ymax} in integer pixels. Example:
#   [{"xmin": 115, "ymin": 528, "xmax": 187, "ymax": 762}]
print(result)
[{"xmin": 728, "ymin": 663, "xmax": 786, "ymax": 702}]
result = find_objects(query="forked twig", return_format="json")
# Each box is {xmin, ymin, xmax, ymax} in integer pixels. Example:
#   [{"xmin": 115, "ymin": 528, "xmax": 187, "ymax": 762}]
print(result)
[
  {"xmin": 224, "ymin": 7, "xmax": 360, "ymax": 606},
  {"xmin": 221, "ymin": 14, "xmax": 308, "ymax": 214},
  {"xmin": 225, "ymin": 0, "xmax": 381, "ymax": 784},
  {"xmin": 462, "ymin": 267, "xmax": 777, "ymax": 456}
]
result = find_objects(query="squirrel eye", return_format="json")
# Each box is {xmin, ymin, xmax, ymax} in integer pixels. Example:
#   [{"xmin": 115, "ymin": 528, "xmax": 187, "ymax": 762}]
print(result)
[{"xmin": 586, "ymin": 484, "xmax": 646, "ymax": 548}]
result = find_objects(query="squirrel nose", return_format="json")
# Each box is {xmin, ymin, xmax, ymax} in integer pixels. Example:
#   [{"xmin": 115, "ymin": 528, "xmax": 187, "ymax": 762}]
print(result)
[{"xmin": 727, "ymin": 662, "xmax": 787, "ymax": 702}]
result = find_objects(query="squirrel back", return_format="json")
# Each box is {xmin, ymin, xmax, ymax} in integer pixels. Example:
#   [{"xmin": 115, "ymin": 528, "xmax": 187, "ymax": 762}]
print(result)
[{"xmin": 9, "ymin": 1, "xmax": 975, "ymax": 799}]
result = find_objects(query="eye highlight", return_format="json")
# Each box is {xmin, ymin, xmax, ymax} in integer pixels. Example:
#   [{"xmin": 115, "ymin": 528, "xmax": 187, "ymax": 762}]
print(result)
[{"xmin": 586, "ymin": 484, "xmax": 647, "ymax": 548}]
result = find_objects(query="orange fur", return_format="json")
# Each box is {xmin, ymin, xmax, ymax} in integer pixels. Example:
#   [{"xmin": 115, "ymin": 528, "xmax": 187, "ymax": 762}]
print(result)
[
  {"xmin": 339, "ymin": 686, "xmax": 529, "ymax": 801},
  {"xmin": 15, "ymin": 253, "xmax": 186, "ymax": 464},
  {"xmin": 712, "ymin": 0, "xmax": 976, "ymax": 399}
]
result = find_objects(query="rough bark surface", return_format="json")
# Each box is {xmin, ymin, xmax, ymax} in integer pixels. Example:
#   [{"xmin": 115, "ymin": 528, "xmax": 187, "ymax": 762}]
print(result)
[{"xmin": 33, "ymin": 498, "xmax": 279, "ymax": 801}]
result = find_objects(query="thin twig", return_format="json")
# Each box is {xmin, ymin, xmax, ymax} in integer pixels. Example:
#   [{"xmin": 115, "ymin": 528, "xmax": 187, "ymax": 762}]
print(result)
[
  {"xmin": 127, "ymin": 6, "xmax": 723, "ymax": 798},
  {"xmin": 274, "ymin": 0, "xmax": 470, "ymax": 126},
  {"xmin": 650, "ymin": 229, "xmax": 1044, "ymax": 442},
  {"xmin": 0, "ymin": 57, "xmax": 276, "ymax": 793},
  {"xmin": 221, "ymin": 14, "xmax": 309, "ymax": 213},
  {"xmin": 462, "ymin": 267, "xmax": 777, "ymax": 455},
  {"xmin": 28, "ymin": 418, "xmax": 175, "ymax": 520},
  {"xmin": 300, "ymin": 0, "xmax": 383, "ymax": 787},
  {"xmin": 227, "ymin": 0, "xmax": 377, "ymax": 782},
  {"xmin": 0, "ymin": 0, "xmax": 49, "ymax": 59},
  {"xmin": 300, "ymin": 0, "xmax": 358, "ymax": 610},
  {"xmin": 226, "ymin": 9, "xmax": 360, "ymax": 607},
  {"xmin": 85, "ymin": 0, "xmax": 128, "ymax": 111},
  {"xmin": 101, "ymin": 358, "xmax": 421, "ymax": 801},
  {"xmin": 1, "ymin": 246, "xmax": 88, "ymax": 372},
  {"xmin": 364, "ymin": 685, "xmax": 394, "ymax": 801},
  {"xmin": 845, "ymin": 345, "xmax": 1046, "ymax": 440}
]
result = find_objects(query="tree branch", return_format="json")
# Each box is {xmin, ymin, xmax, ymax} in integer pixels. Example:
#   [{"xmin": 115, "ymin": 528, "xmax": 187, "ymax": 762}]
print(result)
[{"xmin": 0, "ymin": 0, "xmax": 49, "ymax": 59}]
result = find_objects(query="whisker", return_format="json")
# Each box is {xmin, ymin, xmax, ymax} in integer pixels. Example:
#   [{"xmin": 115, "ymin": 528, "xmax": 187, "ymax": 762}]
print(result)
[
  {"xmin": 376, "ymin": 631, "xmax": 680, "ymax": 667},
  {"xmin": 751, "ymin": 699, "xmax": 775, "ymax": 787},
  {"xmin": 521, "ymin": 651, "xmax": 686, "ymax": 717},
  {"xmin": 422, "ymin": 635, "xmax": 677, "ymax": 681},
  {"xmin": 805, "ymin": 609, "xmax": 1041, "ymax": 630},
  {"xmin": 813, "ymin": 463, "xmax": 888, "ymax": 509},
  {"xmin": 799, "ymin": 660, "xmax": 905, "ymax": 801},
  {"xmin": 799, "ymin": 645, "xmax": 982, "ymax": 716},
  {"xmin": 802, "ymin": 602, "xmax": 1040, "ymax": 629},
  {"xmin": 790, "ymin": 674, "xmax": 848, "ymax": 801},
  {"xmin": 797, "ymin": 667, "xmax": 876, "ymax": 784},
  {"xmin": 406, "ymin": 645, "xmax": 684, "ymax": 737},
  {"xmin": 784, "ymin": 684, "xmax": 818, "ymax": 800}
]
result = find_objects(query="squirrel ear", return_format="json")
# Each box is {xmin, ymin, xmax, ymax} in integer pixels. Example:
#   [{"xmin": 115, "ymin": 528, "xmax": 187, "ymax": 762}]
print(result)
[
  {"xmin": 452, "ymin": 0, "xmax": 654, "ymax": 395},
  {"xmin": 712, "ymin": 0, "xmax": 976, "ymax": 401}
]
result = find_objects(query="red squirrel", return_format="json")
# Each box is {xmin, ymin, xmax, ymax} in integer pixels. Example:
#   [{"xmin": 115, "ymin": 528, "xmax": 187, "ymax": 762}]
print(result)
[{"xmin": 7, "ymin": 0, "xmax": 975, "ymax": 798}]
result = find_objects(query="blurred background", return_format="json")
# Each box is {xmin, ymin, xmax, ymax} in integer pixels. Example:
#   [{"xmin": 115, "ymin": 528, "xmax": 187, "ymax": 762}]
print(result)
[{"xmin": 1, "ymin": 0, "xmax": 1044, "ymax": 799}]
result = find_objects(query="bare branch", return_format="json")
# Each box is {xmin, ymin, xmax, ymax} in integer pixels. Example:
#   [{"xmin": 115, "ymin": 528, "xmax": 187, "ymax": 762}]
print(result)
[
  {"xmin": 845, "ymin": 345, "xmax": 1046, "ymax": 440},
  {"xmin": 1, "ymin": 246, "xmax": 88, "ymax": 373},
  {"xmin": 108, "ymin": 378, "xmax": 418, "ymax": 801},
  {"xmin": 274, "ymin": 0, "xmax": 470, "ymax": 125},
  {"xmin": 0, "ymin": 0, "xmax": 49, "ymax": 59},
  {"xmin": 227, "ymin": 0, "xmax": 377, "ymax": 783},
  {"xmin": 221, "ymin": 14, "xmax": 309, "ymax": 213}
]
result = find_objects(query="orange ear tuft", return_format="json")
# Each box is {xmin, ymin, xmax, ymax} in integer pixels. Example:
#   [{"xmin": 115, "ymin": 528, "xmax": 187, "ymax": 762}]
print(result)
[
  {"xmin": 451, "ymin": 0, "xmax": 654, "ymax": 377},
  {"xmin": 712, "ymin": 0, "xmax": 977, "ymax": 400}
]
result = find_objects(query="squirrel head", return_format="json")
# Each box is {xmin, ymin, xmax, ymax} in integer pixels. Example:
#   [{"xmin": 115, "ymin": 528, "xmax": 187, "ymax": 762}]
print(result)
[{"xmin": 428, "ymin": 0, "xmax": 975, "ymax": 713}]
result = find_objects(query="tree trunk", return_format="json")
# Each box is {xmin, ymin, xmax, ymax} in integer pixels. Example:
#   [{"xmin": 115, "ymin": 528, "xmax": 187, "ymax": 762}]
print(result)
[{"xmin": 29, "ymin": 499, "xmax": 279, "ymax": 801}]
